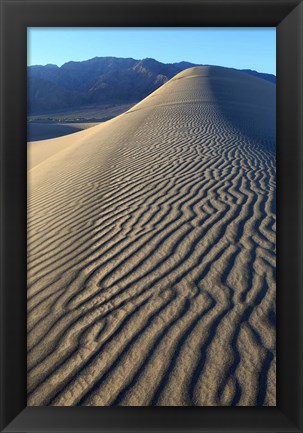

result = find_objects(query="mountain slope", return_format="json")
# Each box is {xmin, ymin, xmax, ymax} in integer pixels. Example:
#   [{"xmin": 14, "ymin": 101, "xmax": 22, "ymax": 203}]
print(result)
[
  {"xmin": 28, "ymin": 57, "xmax": 276, "ymax": 114},
  {"xmin": 27, "ymin": 66, "xmax": 276, "ymax": 406}
]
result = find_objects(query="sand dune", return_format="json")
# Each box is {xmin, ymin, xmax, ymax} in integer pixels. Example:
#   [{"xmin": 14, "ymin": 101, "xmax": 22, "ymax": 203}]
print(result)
[{"xmin": 27, "ymin": 66, "xmax": 276, "ymax": 406}]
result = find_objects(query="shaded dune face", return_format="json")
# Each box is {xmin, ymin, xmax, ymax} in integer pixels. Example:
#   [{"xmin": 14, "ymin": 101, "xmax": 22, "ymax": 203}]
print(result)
[{"xmin": 27, "ymin": 66, "xmax": 276, "ymax": 406}]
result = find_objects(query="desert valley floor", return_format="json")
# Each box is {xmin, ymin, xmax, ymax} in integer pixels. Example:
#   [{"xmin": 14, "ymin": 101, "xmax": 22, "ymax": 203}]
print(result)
[{"xmin": 27, "ymin": 66, "xmax": 276, "ymax": 406}]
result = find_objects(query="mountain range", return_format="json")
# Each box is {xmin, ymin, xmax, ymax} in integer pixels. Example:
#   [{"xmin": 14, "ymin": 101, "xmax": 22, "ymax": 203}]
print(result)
[{"xmin": 28, "ymin": 56, "xmax": 276, "ymax": 115}]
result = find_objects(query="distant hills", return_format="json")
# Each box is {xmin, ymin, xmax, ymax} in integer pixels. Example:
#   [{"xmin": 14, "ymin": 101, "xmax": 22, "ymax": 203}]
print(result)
[{"xmin": 28, "ymin": 56, "xmax": 276, "ymax": 115}]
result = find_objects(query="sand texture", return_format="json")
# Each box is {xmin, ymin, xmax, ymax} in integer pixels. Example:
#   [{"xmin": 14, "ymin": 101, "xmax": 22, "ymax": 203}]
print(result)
[{"xmin": 27, "ymin": 66, "xmax": 276, "ymax": 406}]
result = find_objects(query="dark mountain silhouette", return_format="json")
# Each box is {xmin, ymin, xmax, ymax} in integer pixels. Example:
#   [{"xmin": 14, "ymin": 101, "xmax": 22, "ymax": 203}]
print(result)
[{"xmin": 28, "ymin": 57, "xmax": 276, "ymax": 115}]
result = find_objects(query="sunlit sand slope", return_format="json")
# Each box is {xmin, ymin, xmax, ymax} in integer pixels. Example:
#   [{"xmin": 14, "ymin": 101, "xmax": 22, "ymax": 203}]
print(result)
[{"xmin": 27, "ymin": 66, "xmax": 276, "ymax": 406}]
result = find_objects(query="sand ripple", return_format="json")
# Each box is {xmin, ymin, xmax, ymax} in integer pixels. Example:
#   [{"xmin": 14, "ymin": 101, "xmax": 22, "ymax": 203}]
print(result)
[{"xmin": 27, "ymin": 66, "xmax": 276, "ymax": 406}]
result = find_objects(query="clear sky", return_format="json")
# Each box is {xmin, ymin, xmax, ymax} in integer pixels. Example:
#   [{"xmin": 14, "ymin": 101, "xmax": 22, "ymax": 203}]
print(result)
[{"xmin": 27, "ymin": 27, "xmax": 276, "ymax": 75}]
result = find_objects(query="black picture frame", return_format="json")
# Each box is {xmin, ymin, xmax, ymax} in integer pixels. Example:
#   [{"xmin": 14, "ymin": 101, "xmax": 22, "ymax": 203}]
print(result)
[{"xmin": 0, "ymin": 0, "xmax": 302, "ymax": 432}]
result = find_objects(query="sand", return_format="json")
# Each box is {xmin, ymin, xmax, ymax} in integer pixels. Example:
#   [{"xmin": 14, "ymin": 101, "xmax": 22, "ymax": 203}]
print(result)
[
  {"xmin": 27, "ymin": 66, "xmax": 276, "ymax": 406},
  {"xmin": 27, "ymin": 122, "xmax": 100, "ymax": 142}
]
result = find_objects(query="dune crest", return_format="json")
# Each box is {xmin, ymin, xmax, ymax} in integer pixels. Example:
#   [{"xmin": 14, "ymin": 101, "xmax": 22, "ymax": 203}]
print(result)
[{"xmin": 27, "ymin": 66, "xmax": 276, "ymax": 406}]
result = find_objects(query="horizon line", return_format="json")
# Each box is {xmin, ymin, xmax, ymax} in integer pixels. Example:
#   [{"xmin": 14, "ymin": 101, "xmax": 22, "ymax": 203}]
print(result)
[{"xmin": 27, "ymin": 55, "xmax": 276, "ymax": 76}]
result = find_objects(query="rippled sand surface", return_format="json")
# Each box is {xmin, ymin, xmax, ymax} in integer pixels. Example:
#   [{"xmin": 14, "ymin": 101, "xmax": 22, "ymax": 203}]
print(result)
[{"xmin": 27, "ymin": 66, "xmax": 276, "ymax": 406}]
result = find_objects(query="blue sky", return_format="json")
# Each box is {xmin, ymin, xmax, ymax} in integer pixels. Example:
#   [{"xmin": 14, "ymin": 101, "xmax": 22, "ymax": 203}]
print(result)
[{"xmin": 27, "ymin": 28, "xmax": 276, "ymax": 75}]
